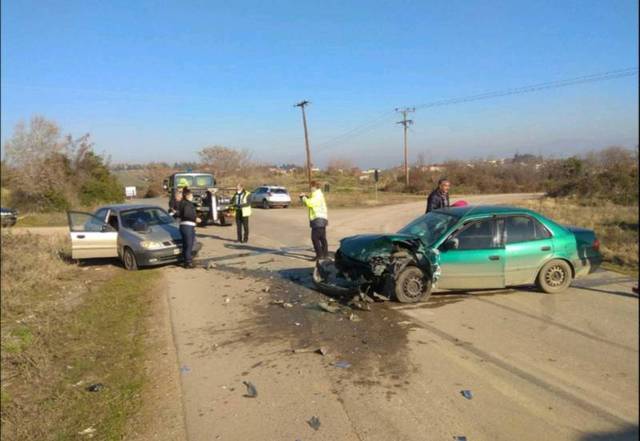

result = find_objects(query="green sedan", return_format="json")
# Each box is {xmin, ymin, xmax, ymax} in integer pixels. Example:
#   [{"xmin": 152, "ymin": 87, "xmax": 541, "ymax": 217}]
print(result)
[{"xmin": 314, "ymin": 205, "xmax": 602, "ymax": 303}]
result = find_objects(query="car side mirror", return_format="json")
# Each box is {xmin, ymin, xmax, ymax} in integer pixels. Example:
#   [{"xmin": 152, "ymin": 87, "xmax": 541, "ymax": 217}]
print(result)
[
  {"xmin": 101, "ymin": 224, "xmax": 110, "ymax": 232},
  {"xmin": 442, "ymin": 238, "xmax": 459, "ymax": 251}
]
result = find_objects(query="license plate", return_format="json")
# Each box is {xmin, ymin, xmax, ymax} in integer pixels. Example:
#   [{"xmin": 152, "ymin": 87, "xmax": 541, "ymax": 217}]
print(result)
[{"xmin": 173, "ymin": 248, "xmax": 181, "ymax": 255}]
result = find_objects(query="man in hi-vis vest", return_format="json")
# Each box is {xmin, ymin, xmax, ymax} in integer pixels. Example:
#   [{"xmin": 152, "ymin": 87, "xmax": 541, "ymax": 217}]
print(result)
[
  {"xmin": 231, "ymin": 183, "xmax": 252, "ymax": 243},
  {"xmin": 300, "ymin": 181, "xmax": 328, "ymax": 260}
]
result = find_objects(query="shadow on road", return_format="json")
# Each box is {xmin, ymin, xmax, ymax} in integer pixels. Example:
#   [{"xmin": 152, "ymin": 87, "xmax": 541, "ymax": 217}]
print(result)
[{"xmin": 579, "ymin": 425, "xmax": 639, "ymax": 441}]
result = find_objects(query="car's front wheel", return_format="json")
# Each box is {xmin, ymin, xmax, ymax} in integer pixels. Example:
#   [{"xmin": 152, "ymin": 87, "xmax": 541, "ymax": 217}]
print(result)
[
  {"xmin": 122, "ymin": 247, "xmax": 139, "ymax": 271},
  {"xmin": 262, "ymin": 199, "xmax": 270, "ymax": 209},
  {"xmin": 536, "ymin": 259, "xmax": 572, "ymax": 293},
  {"xmin": 393, "ymin": 266, "xmax": 432, "ymax": 303}
]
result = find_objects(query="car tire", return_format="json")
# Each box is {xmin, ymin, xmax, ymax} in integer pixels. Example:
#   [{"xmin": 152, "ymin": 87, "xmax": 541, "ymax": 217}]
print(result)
[
  {"xmin": 394, "ymin": 266, "xmax": 432, "ymax": 303},
  {"xmin": 262, "ymin": 199, "xmax": 270, "ymax": 209},
  {"xmin": 219, "ymin": 216, "xmax": 228, "ymax": 226},
  {"xmin": 122, "ymin": 247, "xmax": 139, "ymax": 271},
  {"xmin": 536, "ymin": 259, "xmax": 573, "ymax": 293},
  {"xmin": 283, "ymin": 205, "xmax": 289, "ymax": 209}
]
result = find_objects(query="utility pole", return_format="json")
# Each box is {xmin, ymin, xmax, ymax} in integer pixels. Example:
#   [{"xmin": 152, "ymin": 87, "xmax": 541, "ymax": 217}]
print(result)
[
  {"xmin": 295, "ymin": 100, "xmax": 313, "ymax": 190},
  {"xmin": 396, "ymin": 107, "xmax": 415, "ymax": 187}
]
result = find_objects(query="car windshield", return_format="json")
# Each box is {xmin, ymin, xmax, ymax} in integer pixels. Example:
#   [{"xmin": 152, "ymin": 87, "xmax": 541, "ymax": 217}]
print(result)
[
  {"xmin": 120, "ymin": 207, "xmax": 174, "ymax": 230},
  {"xmin": 174, "ymin": 174, "xmax": 214, "ymax": 188},
  {"xmin": 398, "ymin": 212, "xmax": 459, "ymax": 246}
]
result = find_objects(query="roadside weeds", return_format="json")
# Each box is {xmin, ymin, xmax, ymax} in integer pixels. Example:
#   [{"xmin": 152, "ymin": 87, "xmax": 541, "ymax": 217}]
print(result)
[{"xmin": 1, "ymin": 231, "xmax": 164, "ymax": 440}]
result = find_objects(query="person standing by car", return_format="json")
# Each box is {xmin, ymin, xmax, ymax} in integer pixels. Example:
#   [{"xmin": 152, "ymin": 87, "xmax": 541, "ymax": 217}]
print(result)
[
  {"xmin": 300, "ymin": 181, "xmax": 329, "ymax": 260},
  {"xmin": 230, "ymin": 184, "xmax": 251, "ymax": 243},
  {"xmin": 168, "ymin": 191, "xmax": 183, "ymax": 217},
  {"xmin": 203, "ymin": 190, "xmax": 214, "ymax": 225},
  {"xmin": 426, "ymin": 178, "xmax": 451, "ymax": 213},
  {"xmin": 178, "ymin": 188, "xmax": 200, "ymax": 268}
]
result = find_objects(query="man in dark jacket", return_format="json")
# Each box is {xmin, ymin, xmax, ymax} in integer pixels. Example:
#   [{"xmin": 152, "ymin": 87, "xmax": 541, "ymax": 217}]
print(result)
[
  {"xmin": 177, "ymin": 188, "xmax": 200, "ymax": 268},
  {"xmin": 426, "ymin": 178, "xmax": 451, "ymax": 213}
]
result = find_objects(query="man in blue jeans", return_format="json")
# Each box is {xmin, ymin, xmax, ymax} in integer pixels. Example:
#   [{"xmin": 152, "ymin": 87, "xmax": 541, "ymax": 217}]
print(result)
[{"xmin": 177, "ymin": 188, "xmax": 200, "ymax": 268}]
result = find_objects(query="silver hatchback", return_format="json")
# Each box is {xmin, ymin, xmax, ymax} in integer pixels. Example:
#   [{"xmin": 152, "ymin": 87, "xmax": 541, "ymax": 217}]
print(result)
[{"xmin": 67, "ymin": 204, "xmax": 201, "ymax": 270}]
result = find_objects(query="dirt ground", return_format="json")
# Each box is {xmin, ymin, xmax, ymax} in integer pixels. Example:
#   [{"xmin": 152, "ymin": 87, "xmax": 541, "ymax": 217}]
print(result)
[{"xmin": 164, "ymin": 193, "xmax": 638, "ymax": 441}]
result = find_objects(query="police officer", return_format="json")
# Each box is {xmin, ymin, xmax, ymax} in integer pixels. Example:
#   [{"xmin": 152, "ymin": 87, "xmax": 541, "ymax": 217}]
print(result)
[
  {"xmin": 231, "ymin": 184, "xmax": 251, "ymax": 243},
  {"xmin": 178, "ymin": 188, "xmax": 200, "ymax": 268},
  {"xmin": 426, "ymin": 178, "xmax": 451, "ymax": 213},
  {"xmin": 300, "ymin": 181, "xmax": 328, "ymax": 260},
  {"xmin": 168, "ymin": 190, "xmax": 183, "ymax": 217}
]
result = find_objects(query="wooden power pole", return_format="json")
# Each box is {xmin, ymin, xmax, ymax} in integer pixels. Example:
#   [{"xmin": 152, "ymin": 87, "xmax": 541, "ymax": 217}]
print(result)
[
  {"xmin": 295, "ymin": 100, "xmax": 313, "ymax": 190},
  {"xmin": 396, "ymin": 107, "xmax": 415, "ymax": 187}
]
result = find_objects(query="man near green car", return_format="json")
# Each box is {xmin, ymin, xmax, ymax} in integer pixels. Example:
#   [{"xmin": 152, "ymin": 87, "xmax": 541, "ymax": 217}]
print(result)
[
  {"xmin": 300, "ymin": 181, "xmax": 329, "ymax": 261},
  {"xmin": 231, "ymin": 183, "xmax": 251, "ymax": 243}
]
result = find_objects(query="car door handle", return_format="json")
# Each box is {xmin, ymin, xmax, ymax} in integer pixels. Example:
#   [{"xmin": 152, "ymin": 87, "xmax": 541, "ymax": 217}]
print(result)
[
  {"xmin": 488, "ymin": 255, "xmax": 500, "ymax": 261},
  {"xmin": 77, "ymin": 235, "xmax": 85, "ymax": 239},
  {"xmin": 540, "ymin": 246, "xmax": 551, "ymax": 251}
]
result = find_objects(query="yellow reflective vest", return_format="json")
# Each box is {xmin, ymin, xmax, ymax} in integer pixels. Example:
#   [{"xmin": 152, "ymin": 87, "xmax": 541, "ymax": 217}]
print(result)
[
  {"xmin": 302, "ymin": 189, "xmax": 328, "ymax": 221},
  {"xmin": 231, "ymin": 191, "xmax": 252, "ymax": 217}
]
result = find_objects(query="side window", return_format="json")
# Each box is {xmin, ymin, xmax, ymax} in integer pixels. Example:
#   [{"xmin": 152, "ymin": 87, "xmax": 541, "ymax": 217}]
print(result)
[
  {"xmin": 68, "ymin": 212, "xmax": 113, "ymax": 232},
  {"xmin": 107, "ymin": 214, "xmax": 119, "ymax": 231},
  {"xmin": 94, "ymin": 208, "xmax": 109, "ymax": 222},
  {"xmin": 454, "ymin": 219, "xmax": 499, "ymax": 250},
  {"xmin": 505, "ymin": 216, "xmax": 551, "ymax": 244}
]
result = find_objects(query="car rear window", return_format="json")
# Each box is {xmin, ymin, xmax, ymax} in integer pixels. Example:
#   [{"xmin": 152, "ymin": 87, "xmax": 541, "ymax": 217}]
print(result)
[{"xmin": 270, "ymin": 188, "xmax": 288, "ymax": 194}]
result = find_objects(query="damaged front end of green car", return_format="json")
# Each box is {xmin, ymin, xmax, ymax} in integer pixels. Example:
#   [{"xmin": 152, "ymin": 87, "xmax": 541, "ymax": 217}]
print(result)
[{"xmin": 313, "ymin": 233, "xmax": 441, "ymax": 303}]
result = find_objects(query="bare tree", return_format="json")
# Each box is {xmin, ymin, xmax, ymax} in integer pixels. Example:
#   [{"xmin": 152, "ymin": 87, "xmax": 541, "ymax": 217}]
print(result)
[
  {"xmin": 326, "ymin": 157, "xmax": 355, "ymax": 174},
  {"xmin": 198, "ymin": 145, "xmax": 252, "ymax": 177},
  {"xmin": 3, "ymin": 116, "xmax": 70, "ymax": 195}
]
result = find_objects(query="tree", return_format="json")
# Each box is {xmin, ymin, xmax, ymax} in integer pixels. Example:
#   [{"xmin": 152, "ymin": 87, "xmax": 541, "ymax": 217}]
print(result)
[
  {"xmin": 3, "ymin": 116, "xmax": 69, "ymax": 197},
  {"xmin": 3, "ymin": 116, "xmax": 123, "ymax": 211},
  {"xmin": 326, "ymin": 157, "xmax": 355, "ymax": 174},
  {"xmin": 198, "ymin": 146, "xmax": 252, "ymax": 177}
]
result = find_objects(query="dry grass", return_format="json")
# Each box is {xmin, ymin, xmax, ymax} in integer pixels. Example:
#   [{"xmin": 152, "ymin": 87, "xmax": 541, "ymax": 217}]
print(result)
[
  {"xmin": 518, "ymin": 198, "xmax": 638, "ymax": 274},
  {"xmin": 0, "ymin": 231, "xmax": 160, "ymax": 440}
]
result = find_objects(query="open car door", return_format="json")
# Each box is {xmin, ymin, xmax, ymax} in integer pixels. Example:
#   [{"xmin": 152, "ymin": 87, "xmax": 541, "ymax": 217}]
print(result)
[{"xmin": 67, "ymin": 211, "xmax": 118, "ymax": 259}]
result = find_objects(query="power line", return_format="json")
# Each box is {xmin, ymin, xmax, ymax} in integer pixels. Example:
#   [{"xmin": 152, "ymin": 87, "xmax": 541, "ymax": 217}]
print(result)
[
  {"xmin": 312, "ymin": 67, "xmax": 638, "ymax": 152},
  {"xmin": 412, "ymin": 67, "xmax": 638, "ymax": 110}
]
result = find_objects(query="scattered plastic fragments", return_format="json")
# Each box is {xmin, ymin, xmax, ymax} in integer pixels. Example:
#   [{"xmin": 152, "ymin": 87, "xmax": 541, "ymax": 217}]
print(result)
[
  {"xmin": 307, "ymin": 416, "xmax": 321, "ymax": 431},
  {"xmin": 206, "ymin": 261, "xmax": 216, "ymax": 270},
  {"xmin": 78, "ymin": 427, "xmax": 96, "ymax": 437},
  {"xmin": 179, "ymin": 365, "xmax": 191, "ymax": 374},
  {"xmin": 317, "ymin": 302, "xmax": 340, "ymax": 313},
  {"xmin": 461, "ymin": 390, "xmax": 473, "ymax": 400},
  {"xmin": 243, "ymin": 381, "xmax": 258, "ymax": 398},
  {"xmin": 263, "ymin": 287, "xmax": 270, "ymax": 293},
  {"xmin": 348, "ymin": 313, "xmax": 361, "ymax": 322},
  {"xmin": 333, "ymin": 360, "xmax": 352, "ymax": 369},
  {"xmin": 293, "ymin": 347, "xmax": 328, "ymax": 356},
  {"xmin": 86, "ymin": 383, "xmax": 104, "ymax": 392},
  {"xmin": 372, "ymin": 292, "xmax": 389, "ymax": 302}
]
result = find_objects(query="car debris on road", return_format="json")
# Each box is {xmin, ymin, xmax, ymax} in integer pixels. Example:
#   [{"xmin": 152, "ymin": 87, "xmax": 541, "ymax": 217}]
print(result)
[
  {"xmin": 307, "ymin": 415, "xmax": 321, "ymax": 431},
  {"xmin": 242, "ymin": 381, "xmax": 258, "ymax": 398}
]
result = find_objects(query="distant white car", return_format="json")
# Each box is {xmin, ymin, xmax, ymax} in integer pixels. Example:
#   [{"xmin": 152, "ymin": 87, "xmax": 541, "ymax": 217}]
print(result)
[{"xmin": 249, "ymin": 186, "xmax": 292, "ymax": 209}]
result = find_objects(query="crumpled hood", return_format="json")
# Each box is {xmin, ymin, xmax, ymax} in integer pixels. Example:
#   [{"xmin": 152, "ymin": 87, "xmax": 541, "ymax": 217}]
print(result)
[{"xmin": 338, "ymin": 233, "xmax": 421, "ymax": 262}]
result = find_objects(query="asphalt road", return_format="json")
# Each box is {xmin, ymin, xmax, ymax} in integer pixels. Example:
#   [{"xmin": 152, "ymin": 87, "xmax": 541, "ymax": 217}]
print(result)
[{"xmin": 163, "ymin": 194, "xmax": 639, "ymax": 441}]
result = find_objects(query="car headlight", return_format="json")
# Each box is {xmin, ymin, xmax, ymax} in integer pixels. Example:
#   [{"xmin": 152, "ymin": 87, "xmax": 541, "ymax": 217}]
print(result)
[{"xmin": 140, "ymin": 241, "xmax": 165, "ymax": 250}]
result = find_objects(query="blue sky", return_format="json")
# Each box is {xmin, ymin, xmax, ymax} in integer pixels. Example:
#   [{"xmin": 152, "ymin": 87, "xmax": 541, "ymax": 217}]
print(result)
[{"xmin": 1, "ymin": 0, "xmax": 638, "ymax": 167}]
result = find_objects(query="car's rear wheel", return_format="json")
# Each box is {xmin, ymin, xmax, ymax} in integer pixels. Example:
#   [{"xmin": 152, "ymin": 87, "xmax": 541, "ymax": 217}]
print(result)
[
  {"xmin": 394, "ymin": 266, "xmax": 432, "ymax": 303},
  {"xmin": 122, "ymin": 247, "xmax": 139, "ymax": 271},
  {"xmin": 262, "ymin": 199, "xmax": 270, "ymax": 209},
  {"xmin": 536, "ymin": 259, "xmax": 572, "ymax": 293}
]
